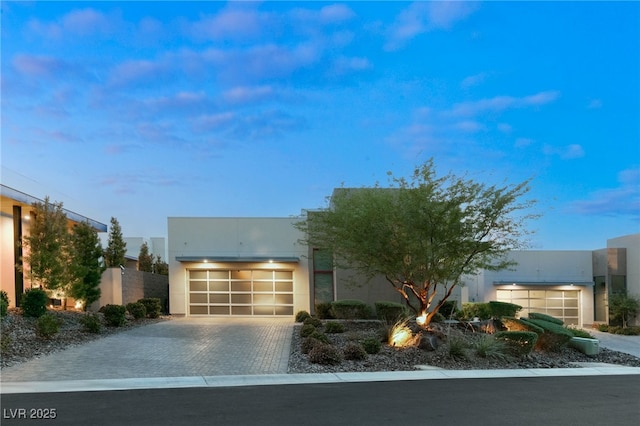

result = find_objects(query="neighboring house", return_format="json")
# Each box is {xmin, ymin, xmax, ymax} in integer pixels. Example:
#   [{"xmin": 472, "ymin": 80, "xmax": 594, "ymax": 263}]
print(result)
[
  {"xmin": 0, "ymin": 185, "xmax": 107, "ymax": 307},
  {"xmin": 168, "ymin": 212, "xmax": 639, "ymax": 327}
]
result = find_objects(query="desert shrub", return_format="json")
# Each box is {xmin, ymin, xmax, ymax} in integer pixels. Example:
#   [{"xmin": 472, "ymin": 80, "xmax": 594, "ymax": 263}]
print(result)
[
  {"xmin": 21, "ymin": 288, "xmax": 48, "ymax": 318},
  {"xmin": 447, "ymin": 336, "xmax": 469, "ymax": 360},
  {"xmin": 610, "ymin": 326, "xmax": 640, "ymax": 335},
  {"xmin": 374, "ymin": 301, "xmax": 408, "ymax": 322},
  {"xmin": 502, "ymin": 317, "xmax": 544, "ymax": 334},
  {"xmin": 126, "ymin": 302, "xmax": 147, "ymax": 319},
  {"xmin": 529, "ymin": 312, "xmax": 564, "ymax": 325},
  {"xmin": 80, "ymin": 313, "xmax": 102, "ymax": 333},
  {"xmin": 526, "ymin": 318, "xmax": 573, "ymax": 351},
  {"xmin": 0, "ymin": 290, "xmax": 9, "ymax": 306},
  {"xmin": 35, "ymin": 313, "xmax": 62, "ymax": 339},
  {"xmin": 295, "ymin": 310, "xmax": 311, "ymax": 323},
  {"xmin": 138, "ymin": 298, "xmax": 161, "ymax": 318},
  {"xmin": 324, "ymin": 321, "xmax": 345, "ymax": 333},
  {"xmin": 361, "ymin": 337, "xmax": 382, "ymax": 354},
  {"xmin": 331, "ymin": 299, "xmax": 372, "ymax": 320},
  {"xmin": 343, "ymin": 342, "xmax": 367, "ymax": 360},
  {"xmin": 303, "ymin": 317, "xmax": 323, "ymax": 328},
  {"xmin": 494, "ymin": 331, "xmax": 538, "ymax": 356},
  {"xmin": 315, "ymin": 303, "xmax": 335, "ymax": 319},
  {"xmin": 488, "ymin": 301, "xmax": 522, "ymax": 319},
  {"xmin": 457, "ymin": 302, "xmax": 491, "ymax": 321},
  {"xmin": 309, "ymin": 330, "xmax": 330, "ymax": 344},
  {"xmin": 430, "ymin": 312, "xmax": 446, "ymax": 323},
  {"xmin": 308, "ymin": 344, "xmax": 342, "ymax": 365},
  {"xmin": 565, "ymin": 326, "xmax": 594, "ymax": 339},
  {"xmin": 301, "ymin": 336, "xmax": 326, "ymax": 354},
  {"xmin": 595, "ymin": 323, "xmax": 609, "ymax": 332},
  {"xmin": 473, "ymin": 335, "xmax": 511, "ymax": 360},
  {"xmin": 299, "ymin": 323, "xmax": 316, "ymax": 337},
  {"xmin": 103, "ymin": 304, "xmax": 126, "ymax": 327},
  {"xmin": 0, "ymin": 299, "xmax": 7, "ymax": 318}
]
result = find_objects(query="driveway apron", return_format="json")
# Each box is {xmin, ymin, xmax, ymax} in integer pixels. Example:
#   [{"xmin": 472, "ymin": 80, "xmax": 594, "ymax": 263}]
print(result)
[{"xmin": 0, "ymin": 317, "xmax": 294, "ymax": 382}]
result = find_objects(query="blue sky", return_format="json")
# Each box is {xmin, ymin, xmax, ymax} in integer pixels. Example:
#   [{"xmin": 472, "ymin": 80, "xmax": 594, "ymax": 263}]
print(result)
[{"xmin": 2, "ymin": 1, "xmax": 639, "ymax": 250}]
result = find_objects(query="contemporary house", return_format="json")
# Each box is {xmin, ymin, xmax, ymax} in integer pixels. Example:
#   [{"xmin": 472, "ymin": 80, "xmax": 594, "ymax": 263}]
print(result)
[
  {"xmin": 167, "ymin": 212, "xmax": 639, "ymax": 327},
  {"xmin": 0, "ymin": 185, "xmax": 107, "ymax": 307}
]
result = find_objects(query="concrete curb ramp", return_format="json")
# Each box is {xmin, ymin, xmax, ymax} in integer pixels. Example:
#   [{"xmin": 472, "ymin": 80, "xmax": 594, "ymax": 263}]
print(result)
[{"xmin": 2, "ymin": 365, "xmax": 639, "ymax": 394}]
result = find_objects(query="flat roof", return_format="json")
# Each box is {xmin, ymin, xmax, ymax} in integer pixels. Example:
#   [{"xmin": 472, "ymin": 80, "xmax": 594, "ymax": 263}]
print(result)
[{"xmin": 175, "ymin": 256, "xmax": 299, "ymax": 263}]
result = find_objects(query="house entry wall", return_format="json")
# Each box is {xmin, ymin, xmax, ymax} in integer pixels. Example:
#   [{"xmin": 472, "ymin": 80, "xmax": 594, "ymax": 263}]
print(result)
[{"xmin": 188, "ymin": 269, "xmax": 294, "ymax": 316}]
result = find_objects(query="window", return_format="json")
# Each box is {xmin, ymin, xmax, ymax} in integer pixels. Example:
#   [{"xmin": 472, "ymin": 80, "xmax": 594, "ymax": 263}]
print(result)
[{"xmin": 312, "ymin": 249, "xmax": 334, "ymax": 306}]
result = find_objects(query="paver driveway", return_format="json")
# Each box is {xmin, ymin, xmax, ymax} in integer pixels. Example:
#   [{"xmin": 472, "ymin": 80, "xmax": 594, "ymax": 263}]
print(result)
[{"xmin": 0, "ymin": 317, "xmax": 294, "ymax": 382}]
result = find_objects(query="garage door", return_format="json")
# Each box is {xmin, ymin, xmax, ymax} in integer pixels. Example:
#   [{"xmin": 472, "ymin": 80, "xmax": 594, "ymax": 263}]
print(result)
[
  {"xmin": 496, "ymin": 289, "xmax": 580, "ymax": 325},
  {"xmin": 188, "ymin": 269, "xmax": 294, "ymax": 316}
]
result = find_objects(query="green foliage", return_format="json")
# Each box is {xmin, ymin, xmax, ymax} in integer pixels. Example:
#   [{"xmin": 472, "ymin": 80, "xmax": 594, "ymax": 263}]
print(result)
[
  {"xmin": 68, "ymin": 221, "xmax": 105, "ymax": 310},
  {"xmin": 494, "ymin": 331, "xmax": 538, "ymax": 356},
  {"xmin": 103, "ymin": 304, "xmax": 126, "ymax": 327},
  {"xmin": 303, "ymin": 317, "xmax": 323, "ymax": 328},
  {"xmin": 0, "ymin": 291, "xmax": 8, "ymax": 317},
  {"xmin": 137, "ymin": 242, "xmax": 153, "ymax": 272},
  {"xmin": 331, "ymin": 299, "xmax": 372, "ymax": 319},
  {"xmin": 473, "ymin": 335, "xmax": 511, "ymax": 360},
  {"xmin": 374, "ymin": 301, "xmax": 408, "ymax": 322},
  {"xmin": 296, "ymin": 159, "xmax": 536, "ymax": 327},
  {"xmin": 528, "ymin": 312, "xmax": 564, "ymax": 325},
  {"xmin": 21, "ymin": 288, "xmax": 48, "ymax": 318},
  {"xmin": 0, "ymin": 299, "xmax": 7, "ymax": 317},
  {"xmin": 22, "ymin": 197, "xmax": 71, "ymax": 296},
  {"xmin": 488, "ymin": 301, "xmax": 522, "ymax": 318},
  {"xmin": 596, "ymin": 323, "xmax": 609, "ymax": 332},
  {"xmin": 361, "ymin": 337, "xmax": 382, "ymax": 354},
  {"xmin": 430, "ymin": 312, "xmax": 446, "ymax": 323},
  {"xmin": 104, "ymin": 217, "xmax": 127, "ymax": 268},
  {"xmin": 300, "ymin": 323, "xmax": 316, "ymax": 337},
  {"xmin": 608, "ymin": 293, "xmax": 640, "ymax": 328},
  {"xmin": 315, "ymin": 302, "xmax": 335, "ymax": 319},
  {"xmin": 35, "ymin": 313, "xmax": 62, "ymax": 339},
  {"xmin": 79, "ymin": 313, "xmax": 102, "ymax": 333},
  {"xmin": 126, "ymin": 302, "xmax": 147, "ymax": 319},
  {"xmin": 447, "ymin": 336, "xmax": 469, "ymax": 360},
  {"xmin": 457, "ymin": 302, "xmax": 491, "ymax": 321},
  {"xmin": 608, "ymin": 326, "xmax": 640, "ymax": 335},
  {"xmin": 438, "ymin": 300, "xmax": 458, "ymax": 319},
  {"xmin": 153, "ymin": 255, "xmax": 169, "ymax": 275},
  {"xmin": 301, "ymin": 336, "xmax": 326, "ymax": 354},
  {"xmin": 526, "ymin": 318, "xmax": 573, "ymax": 351},
  {"xmin": 565, "ymin": 326, "xmax": 594, "ymax": 339},
  {"xmin": 295, "ymin": 310, "xmax": 311, "ymax": 323},
  {"xmin": 324, "ymin": 321, "xmax": 345, "ymax": 333},
  {"xmin": 308, "ymin": 344, "xmax": 342, "ymax": 365},
  {"xmin": 138, "ymin": 298, "xmax": 162, "ymax": 318},
  {"xmin": 343, "ymin": 342, "xmax": 367, "ymax": 360},
  {"xmin": 501, "ymin": 317, "xmax": 544, "ymax": 335}
]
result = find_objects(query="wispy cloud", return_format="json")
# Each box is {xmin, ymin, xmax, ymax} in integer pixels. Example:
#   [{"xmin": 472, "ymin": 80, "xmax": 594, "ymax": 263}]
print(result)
[
  {"xmin": 385, "ymin": 1, "xmax": 477, "ymax": 50},
  {"xmin": 223, "ymin": 86, "xmax": 275, "ymax": 105},
  {"xmin": 187, "ymin": 7, "xmax": 266, "ymax": 41},
  {"xmin": 543, "ymin": 143, "xmax": 585, "ymax": 159},
  {"xmin": 27, "ymin": 8, "xmax": 116, "ymax": 39},
  {"xmin": 461, "ymin": 72, "xmax": 488, "ymax": 89},
  {"xmin": 448, "ymin": 91, "xmax": 560, "ymax": 117},
  {"xmin": 566, "ymin": 167, "xmax": 640, "ymax": 219}
]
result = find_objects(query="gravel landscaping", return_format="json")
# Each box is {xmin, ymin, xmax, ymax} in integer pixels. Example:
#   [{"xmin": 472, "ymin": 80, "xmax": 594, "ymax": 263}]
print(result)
[{"xmin": 2, "ymin": 311, "xmax": 639, "ymax": 372}]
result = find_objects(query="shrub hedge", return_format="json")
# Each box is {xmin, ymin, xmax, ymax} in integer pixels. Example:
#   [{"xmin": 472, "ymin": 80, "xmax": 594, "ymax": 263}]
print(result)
[
  {"xmin": 0, "ymin": 291, "xmax": 9, "ymax": 317},
  {"xmin": 331, "ymin": 299, "xmax": 372, "ymax": 320},
  {"xmin": 374, "ymin": 301, "xmax": 407, "ymax": 322},
  {"xmin": 488, "ymin": 301, "xmax": 522, "ymax": 318},
  {"xmin": 343, "ymin": 342, "xmax": 367, "ymax": 360},
  {"xmin": 501, "ymin": 317, "xmax": 544, "ymax": 335},
  {"xmin": 80, "ymin": 313, "xmax": 102, "ymax": 333},
  {"xmin": 324, "ymin": 321, "xmax": 345, "ymax": 333},
  {"xmin": 529, "ymin": 312, "xmax": 564, "ymax": 325},
  {"xmin": 295, "ymin": 310, "xmax": 311, "ymax": 323},
  {"xmin": 526, "ymin": 317, "xmax": 573, "ymax": 351},
  {"xmin": 303, "ymin": 317, "xmax": 323, "ymax": 328},
  {"xmin": 494, "ymin": 331, "xmax": 538, "ymax": 356},
  {"xmin": 361, "ymin": 337, "xmax": 381, "ymax": 354},
  {"xmin": 21, "ymin": 288, "xmax": 48, "ymax": 318},
  {"xmin": 315, "ymin": 302, "xmax": 335, "ymax": 319},
  {"xmin": 126, "ymin": 302, "xmax": 147, "ymax": 319},
  {"xmin": 35, "ymin": 313, "xmax": 62, "ymax": 339},
  {"xmin": 308, "ymin": 344, "xmax": 342, "ymax": 365},
  {"xmin": 457, "ymin": 302, "xmax": 491, "ymax": 321},
  {"xmin": 138, "ymin": 298, "xmax": 161, "ymax": 318},
  {"xmin": 299, "ymin": 323, "xmax": 316, "ymax": 337},
  {"xmin": 103, "ymin": 304, "xmax": 126, "ymax": 327}
]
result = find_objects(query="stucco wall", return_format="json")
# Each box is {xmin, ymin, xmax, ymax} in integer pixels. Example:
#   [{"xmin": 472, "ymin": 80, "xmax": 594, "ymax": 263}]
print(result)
[{"xmin": 92, "ymin": 267, "xmax": 169, "ymax": 312}]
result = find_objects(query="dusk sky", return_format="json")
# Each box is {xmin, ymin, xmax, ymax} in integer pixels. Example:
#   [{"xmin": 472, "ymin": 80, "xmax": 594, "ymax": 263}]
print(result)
[{"xmin": 2, "ymin": 1, "xmax": 639, "ymax": 251}]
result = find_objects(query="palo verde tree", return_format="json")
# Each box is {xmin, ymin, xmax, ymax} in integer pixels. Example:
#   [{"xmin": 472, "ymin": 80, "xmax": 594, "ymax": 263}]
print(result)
[
  {"xmin": 104, "ymin": 217, "xmax": 127, "ymax": 267},
  {"xmin": 68, "ymin": 221, "xmax": 106, "ymax": 310},
  {"xmin": 297, "ymin": 159, "xmax": 537, "ymax": 327},
  {"xmin": 22, "ymin": 197, "xmax": 71, "ymax": 301},
  {"xmin": 137, "ymin": 242, "xmax": 153, "ymax": 272}
]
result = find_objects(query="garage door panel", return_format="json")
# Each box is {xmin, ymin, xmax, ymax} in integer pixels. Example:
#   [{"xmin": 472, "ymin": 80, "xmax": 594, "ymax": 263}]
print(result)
[
  {"xmin": 189, "ymin": 269, "xmax": 294, "ymax": 316},
  {"xmin": 497, "ymin": 288, "xmax": 581, "ymax": 324}
]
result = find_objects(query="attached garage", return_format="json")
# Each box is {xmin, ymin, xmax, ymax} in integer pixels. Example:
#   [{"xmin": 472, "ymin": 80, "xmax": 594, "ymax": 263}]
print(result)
[{"xmin": 188, "ymin": 268, "xmax": 294, "ymax": 316}]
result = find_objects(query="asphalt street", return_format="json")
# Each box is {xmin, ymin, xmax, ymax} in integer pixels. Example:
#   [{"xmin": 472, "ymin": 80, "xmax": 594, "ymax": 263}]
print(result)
[{"xmin": 2, "ymin": 375, "xmax": 639, "ymax": 426}]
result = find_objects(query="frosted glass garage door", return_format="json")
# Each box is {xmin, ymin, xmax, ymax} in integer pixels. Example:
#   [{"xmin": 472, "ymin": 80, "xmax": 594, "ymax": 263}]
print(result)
[
  {"xmin": 188, "ymin": 270, "xmax": 294, "ymax": 316},
  {"xmin": 496, "ymin": 289, "xmax": 580, "ymax": 325}
]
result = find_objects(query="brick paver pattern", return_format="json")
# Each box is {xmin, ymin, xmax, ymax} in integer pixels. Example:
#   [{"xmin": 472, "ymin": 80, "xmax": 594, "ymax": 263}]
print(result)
[{"xmin": 0, "ymin": 318, "xmax": 294, "ymax": 382}]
